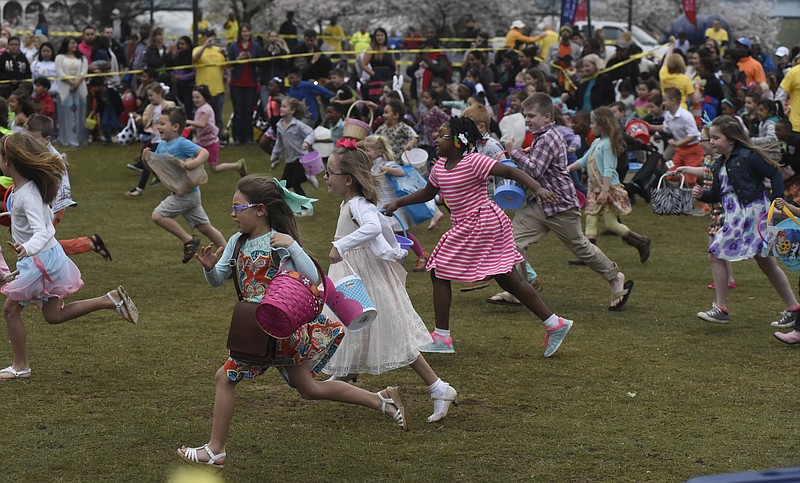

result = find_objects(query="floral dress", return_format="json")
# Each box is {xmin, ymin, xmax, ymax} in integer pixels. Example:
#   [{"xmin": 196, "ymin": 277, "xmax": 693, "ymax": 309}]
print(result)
[
  {"xmin": 585, "ymin": 148, "xmax": 631, "ymax": 216},
  {"xmin": 708, "ymin": 166, "xmax": 768, "ymax": 261},
  {"xmin": 703, "ymin": 155, "xmax": 724, "ymax": 236}
]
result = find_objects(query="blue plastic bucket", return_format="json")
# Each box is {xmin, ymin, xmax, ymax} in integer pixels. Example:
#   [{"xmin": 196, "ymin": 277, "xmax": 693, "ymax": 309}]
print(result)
[{"xmin": 493, "ymin": 159, "xmax": 526, "ymax": 209}]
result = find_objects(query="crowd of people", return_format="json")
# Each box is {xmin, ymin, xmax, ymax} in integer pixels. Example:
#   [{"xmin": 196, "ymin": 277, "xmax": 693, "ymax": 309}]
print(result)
[{"xmin": 0, "ymin": 9, "xmax": 799, "ymax": 470}]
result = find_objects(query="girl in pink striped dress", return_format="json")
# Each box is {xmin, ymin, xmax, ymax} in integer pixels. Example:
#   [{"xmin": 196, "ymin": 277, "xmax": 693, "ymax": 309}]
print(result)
[{"xmin": 386, "ymin": 117, "xmax": 575, "ymax": 357}]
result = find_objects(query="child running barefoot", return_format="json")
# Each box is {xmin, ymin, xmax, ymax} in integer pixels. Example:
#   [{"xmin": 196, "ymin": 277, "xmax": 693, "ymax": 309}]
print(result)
[
  {"xmin": 178, "ymin": 175, "xmax": 410, "ymax": 468},
  {"xmin": 362, "ymin": 134, "xmax": 429, "ymax": 272},
  {"xmin": 144, "ymin": 107, "xmax": 227, "ymax": 263},
  {"xmin": 322, "ymin": 140, "xmax": 457, "ymax": 422},
  {"xmin": 694, "ymin": 115, "xmax": 799, "ymax": 325},
  {"xmin": 386, "ymin": 117, "xmax": 574, "ymax": 357},
  {"xmin": 0, "ymin": 133, "xmax": 138, "ymax": 380},
  {"xmin": 568, "ymin": 107, "xmax": 651, "ymax": 262},
  {"xmin": 186, "ymin": 85, "xmax": 247, "ymax": 176},
  {"xmin": 271, "ymin": 98, "xmax": 318, "ymax": 197}
]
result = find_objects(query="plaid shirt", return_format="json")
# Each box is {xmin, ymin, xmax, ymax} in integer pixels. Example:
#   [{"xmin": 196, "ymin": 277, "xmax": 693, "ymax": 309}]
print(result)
[
  {"xmin": 510, "ymin": 123, "xmax": 578, "ymax": 218},
  {"xmin": 476, "ymin": 133, "xmax": 506, "ymax": 160}
]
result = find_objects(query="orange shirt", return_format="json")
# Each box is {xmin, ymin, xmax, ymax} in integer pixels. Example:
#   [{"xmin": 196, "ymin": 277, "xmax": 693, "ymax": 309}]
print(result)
[{"xmin": 737, "ymin": 56, "xmax": 766, "ymax": 85}]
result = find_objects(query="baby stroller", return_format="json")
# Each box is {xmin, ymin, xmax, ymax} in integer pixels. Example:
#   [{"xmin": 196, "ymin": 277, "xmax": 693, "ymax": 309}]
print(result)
[{"xmin": 622, "ymin": 120, "xmax": 666, "ymax": 204}]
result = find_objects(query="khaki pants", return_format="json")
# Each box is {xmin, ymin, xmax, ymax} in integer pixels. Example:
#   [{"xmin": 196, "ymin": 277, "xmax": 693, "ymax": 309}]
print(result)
[{"xmin": 512, "ymin": 202, "xmax": 619, "ymax": 282}]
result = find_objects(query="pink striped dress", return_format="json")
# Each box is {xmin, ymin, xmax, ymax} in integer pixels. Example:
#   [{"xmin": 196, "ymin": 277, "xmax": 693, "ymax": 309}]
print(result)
[{"xmin": 426, "ymin": 152, "xmax": 523, "ymax": 281}]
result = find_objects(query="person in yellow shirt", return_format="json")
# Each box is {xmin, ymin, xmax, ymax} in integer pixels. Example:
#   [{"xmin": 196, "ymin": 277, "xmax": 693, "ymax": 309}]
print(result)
[
  {"xmin": 504, "ymin": 20, "xmax": 542, "ymax": 50},
  {"xmin": 322, "ymin": 16, "xmax": 345, "ymax": 53},
  {"xmin": 704, "ymin": 19, "xmax": 728, "ymax": 55},
  {"xmin": 777, "ymin": 64, "xmax": 800, "ymax": 132},
  {"xmin": 223, "ymin": 14, "xmax": 239, "ymax": 45},
  {"xmin": 192, "ymin": 29, "xmax": 227, "ymax": 134},
  {"xmin": 189, "ymin": 11, "xmax": 209, "ymax": 33},
  {"xmin": 536, "ymin": 21, "xmax": 559, "ymax": 57},
  {"xmin": 659, "ymin": 46, "xmax": 696, "ymax": 110},
  {"xmin": 350, "ymin": 23, "xmax": 371, "ymax": 53}
]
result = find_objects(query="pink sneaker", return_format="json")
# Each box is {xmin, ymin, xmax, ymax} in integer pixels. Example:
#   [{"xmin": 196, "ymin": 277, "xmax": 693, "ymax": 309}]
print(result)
[
  {"xmin": 773, "ymin": 330, "xmax": 800, "ymax": 345},
  {"xmin": 707, "ymin": 281, "xmax": 737, "ymax": 289}
]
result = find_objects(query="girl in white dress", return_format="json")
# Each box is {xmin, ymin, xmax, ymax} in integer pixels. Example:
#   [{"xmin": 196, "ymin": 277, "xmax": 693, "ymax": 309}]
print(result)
[{"xmin": 323, "ymin": 139, "xmax": 457, "ymax": 422}]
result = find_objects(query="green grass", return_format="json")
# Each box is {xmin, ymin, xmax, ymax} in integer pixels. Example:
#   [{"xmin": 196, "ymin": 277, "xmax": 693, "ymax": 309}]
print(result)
[{"xmin": 1, "ymin": 141, "xmax": 799, "ymax": 482}]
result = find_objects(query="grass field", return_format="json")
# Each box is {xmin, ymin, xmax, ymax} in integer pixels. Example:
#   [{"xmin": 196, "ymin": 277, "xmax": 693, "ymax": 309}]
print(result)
[{"xmin": 1, "ymin": 141, "xmax": 799, "ymax": 482}]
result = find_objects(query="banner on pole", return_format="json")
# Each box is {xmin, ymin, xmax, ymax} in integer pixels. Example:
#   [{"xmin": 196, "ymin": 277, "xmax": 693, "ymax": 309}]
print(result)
[
  {"xmin": 683, "ymin": 0, "xmax": 697, "ymax": 25},
  {"xmin": 561, "ymin": 0, "xmax": 581, "ymax": 26}
]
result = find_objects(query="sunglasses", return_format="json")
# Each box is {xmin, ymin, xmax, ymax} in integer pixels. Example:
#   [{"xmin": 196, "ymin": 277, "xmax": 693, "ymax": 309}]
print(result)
[{"xmin": 232, "ymin": 203, "xmax": 259, "ymax": 213}]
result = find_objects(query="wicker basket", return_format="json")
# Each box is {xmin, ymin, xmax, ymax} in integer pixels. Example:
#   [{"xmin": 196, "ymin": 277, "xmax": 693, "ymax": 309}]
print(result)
[
  {"xmin": 342, "ymin": 100, "xmax": 374, "ymax": 141},
  {"xmin": 255, "ymin": 257, "xmax": 331, "ymax": 339}
]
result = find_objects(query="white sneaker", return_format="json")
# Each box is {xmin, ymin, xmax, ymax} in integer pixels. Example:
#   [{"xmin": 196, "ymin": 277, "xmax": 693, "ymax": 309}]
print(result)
[
  {"xmin": 307, "ymin": 174, "xmax": 320, "ymax": 189},
  {"xmin": 298, "ymin": 207, "xmax": 313, "ymax": 217}
]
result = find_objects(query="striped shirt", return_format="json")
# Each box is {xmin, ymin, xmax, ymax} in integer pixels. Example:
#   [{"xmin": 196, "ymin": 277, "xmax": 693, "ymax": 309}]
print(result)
[{"xmin": 510, "ymin": 123, "xmax": 579, "ymax": 218}]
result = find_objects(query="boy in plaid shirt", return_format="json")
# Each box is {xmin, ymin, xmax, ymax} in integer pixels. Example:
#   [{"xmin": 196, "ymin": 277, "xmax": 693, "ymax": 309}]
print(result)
[{"xmin": 487, "ymin": 93, "xmax": 634, "ymax": 311}]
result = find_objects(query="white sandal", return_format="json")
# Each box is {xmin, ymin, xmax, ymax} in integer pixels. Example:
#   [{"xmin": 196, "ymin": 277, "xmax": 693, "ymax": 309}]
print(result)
[
  {"xmin": 107, "ymin": 285, "xmax": 139, "ymax": 325},
  {"xmin": 178, "ymin": 443, "xmax": 225, "ymax": 468},
  {"xmin": 378, "ymin": 386, "xmax": 410, "ymax": 431},
  {"xmin": 0, "ymin": 365, "xmax": 32, "ymax": 380},
  {"xmin": 427, "ymin": 385, "xmax": 458, "ymax": 423}
]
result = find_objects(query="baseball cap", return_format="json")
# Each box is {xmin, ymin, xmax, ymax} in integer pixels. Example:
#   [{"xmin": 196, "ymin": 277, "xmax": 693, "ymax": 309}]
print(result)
[
  {"xmin": 510, "ymin": 20, "xmax": 525, "ymax": 29},
  {"xmin": 736, "ymin": 37, "xmax": 752, "ymax": 49},
  {"xmin": 111, "ymin": 8, "xmax": 120, "ymax": 16},
  {"xmin": 776, "ymin": 46, "xmax": 790, "ymax": 58}
]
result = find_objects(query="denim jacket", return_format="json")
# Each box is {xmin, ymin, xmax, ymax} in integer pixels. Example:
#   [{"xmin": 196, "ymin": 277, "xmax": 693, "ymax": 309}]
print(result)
[{"xmin": 699, "ymin": 146, "xmax": 783, "ymax": 206}]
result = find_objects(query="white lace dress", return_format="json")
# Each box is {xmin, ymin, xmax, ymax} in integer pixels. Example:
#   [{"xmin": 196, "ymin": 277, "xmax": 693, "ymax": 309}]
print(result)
[{"xmin": 322, "ymin": 197, "xmax": 431, "ymax": 376}]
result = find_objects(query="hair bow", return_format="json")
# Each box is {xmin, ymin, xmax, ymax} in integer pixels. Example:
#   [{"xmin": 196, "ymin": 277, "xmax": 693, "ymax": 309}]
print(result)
[
  {"xmin": 159, "ymin": 82, "xmax": 171, "ymax": 94},
  {"xmin": 271, "ymin": 178, "xmax": 317, "ymax": 215},
  {"xmin": 336, "ymin": 138, "xmax": 357, "ymax": 149}
]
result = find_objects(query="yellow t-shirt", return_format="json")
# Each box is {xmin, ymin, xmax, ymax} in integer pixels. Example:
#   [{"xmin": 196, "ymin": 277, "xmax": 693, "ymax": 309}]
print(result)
[
  {"xmin": 350, "ymin": 32, "xmax": 371, "ymax": 53},
  {"xmin": 780, "ymin": 65, "xmax": 800, "ymax": 132},
  {"xmin": 323, "ymin": 24, "xmax": 345, "ymax": 52},
  {"xmin": 193, "ymin": 45, "xmax": 226, "ymax": 96},
  {"xmin": 537, "ymin": 29, "xmax": 559, "ymax": 57},
  {"xmin": 704, "ymin": 27, "xmax": 728, "ymax": 54},
  {"xmin": 224, "ymin": 20, "xmax": 239, "ymax": 45},
  {"xmin": 190, "ymin": 19, "xmax": 209, "ymax": 33},
  {"xmin": 660, "ymin": 66, "xmax": 695, "ymax": 110}
]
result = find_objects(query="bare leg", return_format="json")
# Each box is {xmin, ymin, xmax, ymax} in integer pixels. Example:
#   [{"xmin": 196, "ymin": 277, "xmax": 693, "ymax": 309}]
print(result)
[
  {"xmin": 179, "ymin": 366, "xmax": 238, "ymax": 464},
  {"xmin": 40, "ymin": 291, "xmax": 118, "ymax": 325},
  {"xmin": 710, "ymin": 255, "xmax": 730, "ymax": 309},
  {"xmin": 725, "ymin": 261, "xmax": 735, "ymax": 284},
  {"xmin": 152, "ymin": 212, "xmax": 192, "ymax": 243},
  {"xmin": 431, "ymin": 270, "xmax": 452, "ymax": 331},
  {"xmin": 495, "ymin": 269, "xmax": 553, "ymax": 321},
  {"xmin": 409, "ymin": 355, "xmax": 438, "ymax": 386},
  {"xmin": 756, "ymin": 255, "xmax": 799, "ymax": 307},
  {"xmin": 196, "ymin": 223, "xmax": 227, "ymax": 249},
  {"xmin": 3, "ymin": 298, "xmax": 28, "ymax": 371},
  {"xmin": 209, "ymin": 163, "xmax": 240, "ymax": 173},
  {"xmin": 285, "ymin": 363, "xmax": 385, "ymax": 409}
]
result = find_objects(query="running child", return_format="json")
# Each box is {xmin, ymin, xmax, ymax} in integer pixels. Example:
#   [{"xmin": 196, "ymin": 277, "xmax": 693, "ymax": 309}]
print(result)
[
  {"xmin": 386, "ymin": 116, "xmax": 574, "ymax": 357},
  {"xmin": 0, "ymin": 133, "xmax": 138, "ymax": 380},
  {"xmin": 186, "ymin": 85, "xmax": 247, "ymax": 175},
  {"xmin": 648, "ymin": 87, "xmax": 703, "ymax": 186},
  {"xmin": 143, "ymin": 106, "xmax": 226, "ymax": 262},
  {"xmin": 177, "ymin": 175, "xmax": 410, "ymax": 468},
  {"xmin": 270, "ymin": 97, "xmax": 318, "ymax": 196},
  {"xmin": 126, "ymin": 82, "xmax": 175, "ymax": 197},
  {"xmin": 693, "ymin": 115, "xmax": 799, "ymax": 325},
  {"xmin": 362, "ymin": 134, "xmax": 430, "ymax": 271},
  {"xmin": 322, "ymin": 141, "xmax": 457, "ymax": 422}
]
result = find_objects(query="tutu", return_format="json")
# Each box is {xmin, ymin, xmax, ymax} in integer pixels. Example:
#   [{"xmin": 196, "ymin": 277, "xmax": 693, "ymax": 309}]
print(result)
[{"xmin": 1, "ymin": 244, "xmax": 84, "ymax": 307}]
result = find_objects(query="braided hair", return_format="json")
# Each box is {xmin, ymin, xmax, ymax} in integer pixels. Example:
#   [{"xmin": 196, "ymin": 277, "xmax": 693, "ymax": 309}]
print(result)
[{"xmin": 447, "ymin": 116, "xmax": 482, "ymax": 153}]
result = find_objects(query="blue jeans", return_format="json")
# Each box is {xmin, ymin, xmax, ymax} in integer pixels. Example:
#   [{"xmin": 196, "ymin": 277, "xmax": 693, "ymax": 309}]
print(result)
[
  {"xmin": 229, "ymin": 85, "xmax": 257, "ymax": 144},
  {"xmin": 100, "ymin": 106, "xmax": 121, "ymax": 143}
]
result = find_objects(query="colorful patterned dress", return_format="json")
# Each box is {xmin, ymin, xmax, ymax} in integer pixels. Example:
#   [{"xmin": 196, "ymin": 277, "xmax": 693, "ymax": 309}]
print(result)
[
  {"xmin": 204, "ymin": 231, "xmax": 344, "ymax": 383},
  {"xmin": 708, "ymin": 166, "xmax": 769, "ymax": 261},
  {"xmin": 426, "ymin": 152, "xmax": 523, "ymax": 281},
  {"xmin": 702, "ymin": 156, "xmax": 724, "ymax": 236}
]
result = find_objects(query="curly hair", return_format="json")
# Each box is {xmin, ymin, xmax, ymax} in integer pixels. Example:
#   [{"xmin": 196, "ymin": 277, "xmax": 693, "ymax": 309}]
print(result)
[{"xmin": 446, "ymin": 116, "xmax": 482, "ymax": 153}]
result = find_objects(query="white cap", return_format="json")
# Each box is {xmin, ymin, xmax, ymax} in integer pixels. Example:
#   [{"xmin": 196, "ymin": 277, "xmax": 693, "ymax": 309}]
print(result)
[
  {"xmin": 776, "ymin": 46, "xmax": 790, "ymax": 57},
  {"xmin": 111, "ymin": 8, "xmax": 120, "ymax": 15},
  {"xmin": 510, "ymin": 20, "xmax": 525, "ymax": 29}
]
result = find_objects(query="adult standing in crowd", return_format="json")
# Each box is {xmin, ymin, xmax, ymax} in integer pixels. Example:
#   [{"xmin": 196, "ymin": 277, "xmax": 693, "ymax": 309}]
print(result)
[
  {"xmin": 734, "ymin": 37, "xmax": 767, "ymax": 90},
  {"xmin": 78, "ymin": 26, "xmax": 95, "ymax": 64},
  {"xmin": 131, "ymin": 24, "xmax": 151, "ymax": 71},
  {"xmin": 362, "ymin": 28, "xmax": 396, "ymax": 103},
  {"xmin": 704, "ymin": 19, "xmax": 728, "ymax": 56},
  {"xmin": 777, "ymin": 62, "xmax": 800, "ymax": 132},
  {"xmin": 350, "ymin": 23, "xmax": 371, "ymax": 54},
  {"xmin": 504, "ymin": 20, "xmax": 542, "ymax": 50},
  {"xmin": 101, "ymin": 24, "xmax": 127, "ymax": 68},
  {"xmin": 35, "ymin": 13, "xmax": 48, "ymax": 36},
  {"xmin": 55, "ymin": 36, "xmax": 88, "ymax": 147},
  {"xmin": 30, "ymin": 41, "xmax": 57, "ymax": 91},
  {"xmin": 566, "ymin": 54, "xmax": 613, "ymax": 112},
  {"xmin": 167, "ymin": 36, "xmax": 195, "ymax": 115},
  {"xmin": 228, "ymin": 23, "xmax": 262, "ymax": 145},
  {"xmin": 193, "ymin": 29, "xmax": 227, "ymax": 134},
  {"xmin": 279, "ymin": 11, "xmax": 299, "ymax": 50},
  {"xmin": 259, "ymin": 31, "xmax": 289, "ymax": 108},
  {"xmin": 291, "ymin": 30, "xmax": 331, "ymax": 81},
  {"xmin": 109, "ymin": 8, "xmax": 130, "ymax": 44},
  {"xmin": 0, "ymin": 36, "xmax": 31, "ymax": 97},
  {"xmin": 322, "ymin": 16, "xmax": 345, "ymax": 53},
  {"xmin": 144, "ymin": 27, "xmax": 169, "ymax": 73}
]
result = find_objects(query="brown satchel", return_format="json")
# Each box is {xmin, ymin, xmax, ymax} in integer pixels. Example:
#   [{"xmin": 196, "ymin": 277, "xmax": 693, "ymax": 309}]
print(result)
[{"xmin": 226, "ymin": 234, "xmax": 278, "ymax": 364}]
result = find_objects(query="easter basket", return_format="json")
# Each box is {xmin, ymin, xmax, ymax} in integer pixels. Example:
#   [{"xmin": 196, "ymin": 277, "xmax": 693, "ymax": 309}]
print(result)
[
  {"xmin": 650, "ymin": 173, "xmax": 694, "ymax": 216},
  {"xmin": 758, "ymin": 200, "xmax": 800, "ymax": 271},
  {"xmin": 342, "ymin": 100, "xmax": 374, "ymax": 141}
]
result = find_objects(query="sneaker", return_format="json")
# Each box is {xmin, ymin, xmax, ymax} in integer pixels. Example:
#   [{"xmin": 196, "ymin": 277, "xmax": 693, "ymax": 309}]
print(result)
[
  {"xmin": 182, "ymin": 237, "xmax": 200, "ymax": 263},
  {"xmin": 542, "ymin": 317, "xmax": 573, "ymax": 358},
  {"xmin": 237, "ymin": 159, "xmax": 248, "ymax": 177},
  {"xmin": 419, "ymin": 332, "xmax": 454, "ymax": 354},
  {"xmin": 298, "ymin": 207, "xmax": 313, "ymax": 217},
  {"xmin": 696, "ymin": 303, "xmax": 730, "ymax": 324},
  {"xmin": 127, "ymin": 161, "xmax": 144, "ymax": 173},
  {"xmin": 770, "ymin": 309, "xmax": 799, "ymax": 328},
  {"xmin": 306, "ymin": 174, "xmax": 320, "ymax": 189}
]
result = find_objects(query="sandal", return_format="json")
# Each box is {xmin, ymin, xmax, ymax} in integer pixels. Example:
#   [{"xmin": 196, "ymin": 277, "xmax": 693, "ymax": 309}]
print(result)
[
  {"xmin": 125, "ymin": 187, "xmax": 143, "ymax": 197},
  {"xmin": 413, "ymin": 256, "xmax": 428, "ymax": 272},
  {"xmin": 378, "ymin": 386, "xmax": 410, "ymax": 431},
  {"xmin": 609, "ymin": 280, "xmax": 634, "ymax": 312},
  {"xmin": 237, "ymin": 158, "xmax": 248, "ymax": 177},
  {"xmin": 178, "ymin": 443, "xmax": 225, "ymax": 468},
  {"xmin": 0, "ymin": 365, "xmax": 31, "ymax": 380},
  {"xmin": 107, "ymin": 285, "xmax": 139, "ymax": 325},
  {"xmin": 183, "ymin": 237, "xmax": 200, "ymax": 263},
  {"xmin": 486, "ymin": 291, "xmax": 521, "ymax": 306},
  {"xmin": 460, "ymin": 280, "xmax": 490, "ymax": 292},
  {"xmin": 90, "ymin": 234, "xmax": 112, "ymax": 261}
]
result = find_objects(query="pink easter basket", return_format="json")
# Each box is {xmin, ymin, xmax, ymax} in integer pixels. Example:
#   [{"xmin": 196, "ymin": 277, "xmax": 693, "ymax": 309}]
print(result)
[{"xmin": 256, "ymin": 255, "xmax": 332, "ymax": 339}]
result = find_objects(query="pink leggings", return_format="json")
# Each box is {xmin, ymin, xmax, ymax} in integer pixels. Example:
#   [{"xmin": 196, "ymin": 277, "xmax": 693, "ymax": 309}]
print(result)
[{"xmin": 404, "ymin": 230, "xmax": 425, "ymax": 258}]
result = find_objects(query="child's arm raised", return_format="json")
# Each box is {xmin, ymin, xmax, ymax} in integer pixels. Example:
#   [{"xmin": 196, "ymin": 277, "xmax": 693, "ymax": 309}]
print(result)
[
  {"xmin": 384, "ymin": 182, "xmax": 439, "ymax": 215},
  {"xmin": 183, "ymin": 147, "xmax": 209, "ymax": 170},
  {"xmin": 491, "ymin": 161, "xmax": 558, "ymax": 204}
]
